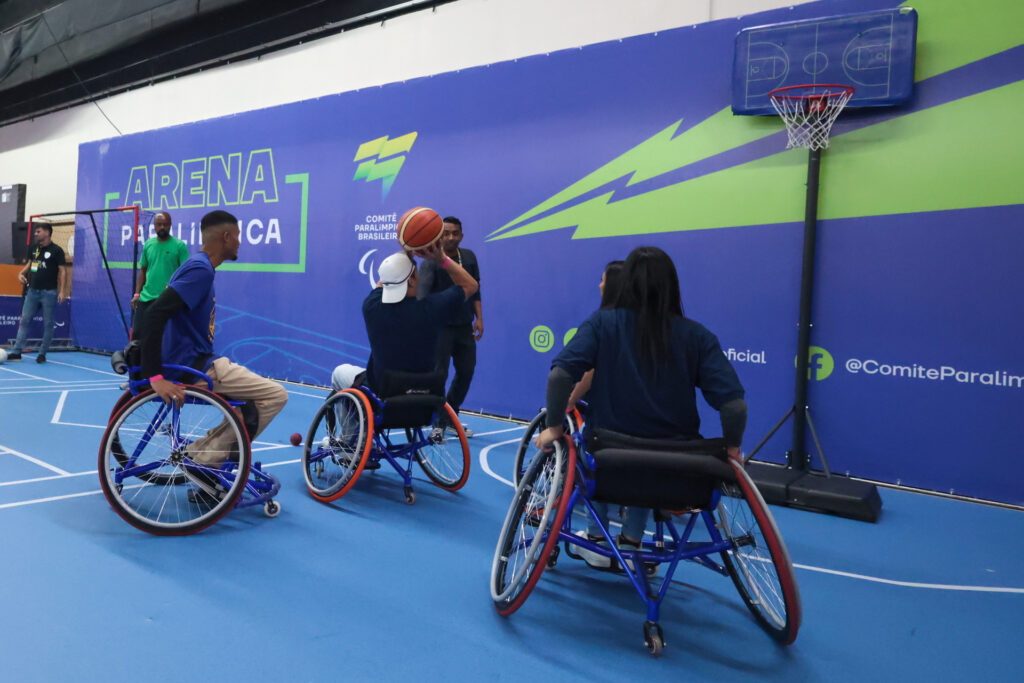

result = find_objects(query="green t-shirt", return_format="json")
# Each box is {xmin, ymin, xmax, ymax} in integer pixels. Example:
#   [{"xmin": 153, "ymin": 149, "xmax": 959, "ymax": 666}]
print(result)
[{"xmin": 139, "ymin": 235, "xmax": 190, "ymax": 302}]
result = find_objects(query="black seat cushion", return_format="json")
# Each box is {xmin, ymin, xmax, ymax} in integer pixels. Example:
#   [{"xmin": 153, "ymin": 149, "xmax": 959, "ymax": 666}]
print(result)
[
  {"xmin": 374, "ymin": 370, "xmax": 446, "ymax": 429},
  {"xmin": 586, "ymin": 428, "xmax": 735, "ymax": 509}
]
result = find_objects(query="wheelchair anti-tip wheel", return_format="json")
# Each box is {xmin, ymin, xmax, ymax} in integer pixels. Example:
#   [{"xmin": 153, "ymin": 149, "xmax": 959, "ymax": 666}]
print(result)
[
  {"xmin": 302, "ymin": 389, "xmax": 374, "ymax": 502},
  {"xmin": 410, "ymin": 403, "xmax": 470, "ymax": 491},
  {"xmin": 98, "ymin": 387, "xmax": 251, "ymax": 536},
  {"xmin": 491, "ymin": 438, "xmax": 576, "ymax": 616},
  {"xmin": 716, "ymin": 461, "xmax": 802, "ymax": 644}
]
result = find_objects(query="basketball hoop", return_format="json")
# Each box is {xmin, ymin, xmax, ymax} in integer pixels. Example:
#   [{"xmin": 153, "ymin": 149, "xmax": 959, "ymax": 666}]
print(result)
[{"xmin": 769, "ymin": 84, "xmax": 854, "ymax": 150}]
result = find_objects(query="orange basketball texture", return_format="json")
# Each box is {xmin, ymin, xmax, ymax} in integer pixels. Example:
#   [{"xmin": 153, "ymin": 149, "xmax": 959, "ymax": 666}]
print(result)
[{"xmin": 398, "ymin": 207, "xmax": 443, "ymax": 249}]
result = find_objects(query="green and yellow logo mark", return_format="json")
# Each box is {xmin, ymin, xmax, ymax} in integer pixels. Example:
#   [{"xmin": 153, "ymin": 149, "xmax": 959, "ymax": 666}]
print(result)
[
  {"xmin": 353, "ymin": 132, "xmax": 418, "ymax": 198},
  {"xmin": 529, "ymin": 325, "xmax": 555, "ymax": 352},
  {"xmin": 796, "ymin": 346, "xmax": 834, "ymax": 381}
]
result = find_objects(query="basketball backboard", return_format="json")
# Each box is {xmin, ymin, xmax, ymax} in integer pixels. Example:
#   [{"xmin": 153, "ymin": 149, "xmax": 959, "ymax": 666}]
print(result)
[{"xmin": 732, "ymin": 7, "xmax": 918, "ymax": 115}]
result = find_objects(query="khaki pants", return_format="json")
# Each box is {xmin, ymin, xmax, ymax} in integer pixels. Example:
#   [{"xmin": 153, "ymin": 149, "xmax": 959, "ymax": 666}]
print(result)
[{"xmin": 187, "ymin": 357, "xmax": 289, "ymax": 465}]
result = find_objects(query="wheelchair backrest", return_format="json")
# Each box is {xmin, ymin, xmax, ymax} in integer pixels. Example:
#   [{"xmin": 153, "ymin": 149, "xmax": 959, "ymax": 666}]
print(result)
[
  {"xmin": 374, "ymin": 370, "xmax": 446, "ymax": 429},
  {"xmin": 586, "ymin": 428, "xmax": 735, "ymax": 510}
]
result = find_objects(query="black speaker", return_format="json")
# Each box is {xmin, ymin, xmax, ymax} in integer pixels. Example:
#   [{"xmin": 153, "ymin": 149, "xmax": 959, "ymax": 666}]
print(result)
[
  {"xmin": 1, "ymin": 184, "xmax": 27, "ymax": 265},
  {"xmin": 11, "ymin": 221, "xmax": 30, "ymax": 264}
]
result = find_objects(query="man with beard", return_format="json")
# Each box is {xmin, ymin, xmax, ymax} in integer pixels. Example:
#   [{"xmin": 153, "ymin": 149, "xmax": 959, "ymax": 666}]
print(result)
[
  {"xmin": 137, "ymin": 210, "xmax": 288, "ymax": 500},
  {"xmin": 131, "ymin": 211, "xmax": 190, "ymax": 335}
]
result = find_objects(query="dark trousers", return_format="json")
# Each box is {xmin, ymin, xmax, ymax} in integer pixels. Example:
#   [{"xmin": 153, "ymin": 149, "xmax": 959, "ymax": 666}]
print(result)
[
  {"xmin": 435, "ymin": 324, "xmax": 476, "ymax": 414},
  {"xmin": 131, "ymin": 299, "xmax": 153, "ymax": 338}
]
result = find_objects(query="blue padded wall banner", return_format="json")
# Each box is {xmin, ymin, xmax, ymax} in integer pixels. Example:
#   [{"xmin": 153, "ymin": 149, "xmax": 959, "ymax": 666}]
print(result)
[{"xmin": 75, "ymin": 0, "xmax": 1024, "ymax": 505}]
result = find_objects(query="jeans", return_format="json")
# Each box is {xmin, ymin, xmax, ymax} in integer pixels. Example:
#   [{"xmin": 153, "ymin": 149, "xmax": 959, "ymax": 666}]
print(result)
[
  {"xmin": 587, "ymin": 502, "xmax": 650, "ymax": 544},
  {"xmin": 12, "ymin": 288, "xmax": 58, "ymax": 354}
]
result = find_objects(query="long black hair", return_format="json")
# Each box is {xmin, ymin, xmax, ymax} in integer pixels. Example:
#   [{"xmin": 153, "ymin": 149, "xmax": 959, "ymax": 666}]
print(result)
[
  {"xmin": 599, "ymin": 260, "xmax": 624, "ymax": 309},
  {"xmin": 613, "ymin": 246, "xmax": 684, "ymax": 371}
]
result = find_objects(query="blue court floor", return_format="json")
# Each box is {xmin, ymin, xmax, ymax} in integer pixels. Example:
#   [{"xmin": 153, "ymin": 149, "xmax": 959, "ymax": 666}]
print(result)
[{"xmin": 1, "ymin": 352, "xmax": 1022, "ymax": 682}]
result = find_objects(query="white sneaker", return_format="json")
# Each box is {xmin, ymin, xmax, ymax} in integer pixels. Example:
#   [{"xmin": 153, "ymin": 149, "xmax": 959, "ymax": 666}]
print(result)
[
  {"xmin": 429, "ymin": 427, "xmax": 445, "ymax": 444},
  {"xmin": 572, "ymin": 530, "xmax": 611, "ymax": 569}
]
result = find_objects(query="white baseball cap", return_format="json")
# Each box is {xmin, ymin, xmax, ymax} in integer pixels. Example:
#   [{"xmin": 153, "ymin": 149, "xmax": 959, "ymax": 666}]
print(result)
[{"xmin": 379, "ymin": 252, "xmax": 416, "ymax": 304}]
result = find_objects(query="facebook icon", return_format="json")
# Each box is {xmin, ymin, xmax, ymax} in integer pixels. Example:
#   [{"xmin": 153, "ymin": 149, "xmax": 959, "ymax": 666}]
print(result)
[{"xmin": 801, "ymin": 346, "xmax": 834, "ymax": 381}]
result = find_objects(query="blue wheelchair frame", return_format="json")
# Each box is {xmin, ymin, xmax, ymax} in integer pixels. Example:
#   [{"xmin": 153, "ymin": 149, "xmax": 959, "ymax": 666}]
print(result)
[
  {"xmin": 115, "ymin": 363, "xmax": 281, "ymax": 512},
  {"xmin": 499, "ymin": 412, "xmax": 800, "ymax": 655}
]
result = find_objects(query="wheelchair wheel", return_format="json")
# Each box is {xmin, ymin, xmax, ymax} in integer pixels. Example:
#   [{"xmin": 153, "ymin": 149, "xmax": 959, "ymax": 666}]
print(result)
[
  {"xmin": 413, "ymin": 403, "xmax": 470, "ymax": 491},
  {"xmin": 107, "ymin": 389, "xmax": 188, "ymax": 487},
  {"xmin": 302, "ymin": 389, "xmax": 374, "ymax": 502},
  {"xmin": 512, "ymin": 408, "xmax": 582, "ymax": 486},
  {"xmin": 491, "ymin": 437, "xmax": 576, "ymax": 616},
  {"xmin": 716, "ymin": 461, "xmax": 802, "ymax": 644},
  {"xmin": 98, "ymin": 387, "xmax": 251, "ymax": 536}
]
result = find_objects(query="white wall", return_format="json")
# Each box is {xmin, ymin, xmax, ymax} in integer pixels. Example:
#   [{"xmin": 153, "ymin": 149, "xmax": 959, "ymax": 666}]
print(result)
[{"xmin": 0, "ymin": 0, "xmax": 813, "ymax": 215}]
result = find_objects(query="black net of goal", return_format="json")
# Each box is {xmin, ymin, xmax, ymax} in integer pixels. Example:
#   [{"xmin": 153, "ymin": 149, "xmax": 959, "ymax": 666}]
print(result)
[{"xmin": 61, "ymin": 207, "xmax": 155, "ymax": 352}]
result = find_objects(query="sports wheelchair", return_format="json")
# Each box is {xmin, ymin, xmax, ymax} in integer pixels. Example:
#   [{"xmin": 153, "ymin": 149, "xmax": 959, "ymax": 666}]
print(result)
[
  {"xmin": 491, "ymin": 421, "xmax": 801, "ymax": 657},
  {"xmin": 301, "ymin": 370, "xmax": 469, "ymax": 505},
  {"xmin": 98, "ymin": 344, "xmax": 282, "ymax": 536}
]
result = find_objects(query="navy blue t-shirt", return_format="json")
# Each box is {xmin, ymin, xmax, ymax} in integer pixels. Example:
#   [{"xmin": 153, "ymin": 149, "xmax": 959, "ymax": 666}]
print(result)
[
  {"xmin": 362, "ymin": 286, "xmax": 464, "ymax": 389},
  {"xmin": 553, "ymin": 309, "xmax": 744, "ymax": 440},
  {"xmin": 163, "ymin": 253, "xmax": 216, "ymax": 374}
]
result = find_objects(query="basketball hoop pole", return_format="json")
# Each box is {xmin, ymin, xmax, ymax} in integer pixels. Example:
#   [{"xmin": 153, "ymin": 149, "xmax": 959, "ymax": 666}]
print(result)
[
  {"xmin": 790, "ymin": 147, "xmax": 821, "ymax": 469},
  {"xmin": 745, "ymin": 84, "xmax": 882, "ymax": 522}
]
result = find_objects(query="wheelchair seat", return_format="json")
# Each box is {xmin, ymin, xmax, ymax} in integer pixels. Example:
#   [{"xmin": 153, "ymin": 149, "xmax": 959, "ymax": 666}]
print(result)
[
  {"xmin": 372, "ymin": 370, "xmax": 446, "ymax": 429},
  {"xmin": 585, "ymin": 428, "xmax": 735, "ymax": 510}
]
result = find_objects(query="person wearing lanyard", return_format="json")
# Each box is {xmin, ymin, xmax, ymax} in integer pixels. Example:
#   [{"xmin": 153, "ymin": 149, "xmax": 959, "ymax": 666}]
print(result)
[{"xmin": 6, "ymin": 223, "xmax": 68, "ymax": 363}]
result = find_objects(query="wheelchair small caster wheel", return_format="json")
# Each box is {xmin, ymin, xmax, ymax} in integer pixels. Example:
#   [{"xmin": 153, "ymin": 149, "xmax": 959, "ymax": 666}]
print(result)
[
  {"xmin": 403, "ymin": 487, "xmax": 416, "ymax": 505},
  {"xmin": 546, "ymin": 546, "xmax": 560, "ymax": 568},
  {"xmin": 264, "ymin": 500, "xmax": 281, "ymax": 517},
  {"xmin": 643, "ymin": 621, "xmax": 665, "ymax": 658}
]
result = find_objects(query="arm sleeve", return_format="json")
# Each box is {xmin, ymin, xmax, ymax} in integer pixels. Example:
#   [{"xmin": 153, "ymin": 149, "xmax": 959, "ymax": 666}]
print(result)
[
  {"xmin": 55, "ymin": 248, "xmax": 66, "ymax": 267},
  {"xmin": 416, "ymin": 260, "xmax": 436, "ymax": 300},
  {"xmin": 138, "ymin": 287, "xmax": 187, "ymax": 378},
  {"xmin": 694, "ymin": 327, "xmax": 745, "ymax": 410},
  {"xmin": 544, "ymin": 366, "xmax": 575, "ymax": 428},
  {"xmin": 718, "ymin": 398, "xmax": 747, "ymax": 448},
  {"xmin": 550, "ymin": 312, "xmax": 600, "ymax": 383}
]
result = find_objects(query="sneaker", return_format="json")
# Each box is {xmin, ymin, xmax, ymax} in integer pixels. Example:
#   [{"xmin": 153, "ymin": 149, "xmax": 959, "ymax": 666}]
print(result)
[
  {"xmin": 446, "ymin": 423, "xmax": 473, "ymax": 438},
  {"xmin": 35, "ymin": 354, "xmax": 46, "ymax": 363},
  {"xmin": 6, "ymin": 351, "xmax": 22, "ymax": 361},
  {"xmin": 429, "ymin": 427, "xmax": 446, "ymax": 444},
  {"xmin": 572, "ymin": 530, "xmax": 612, "ymax": 570},
  {"xmin": 617, "ymin": 535, "xmax": 659, "ymax": 577}
]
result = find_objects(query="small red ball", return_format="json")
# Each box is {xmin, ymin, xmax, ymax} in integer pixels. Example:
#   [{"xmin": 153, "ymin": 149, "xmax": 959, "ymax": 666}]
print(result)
[{"xmin": 290, "ymin": 432, "xmax": 302, "ymax": 446}]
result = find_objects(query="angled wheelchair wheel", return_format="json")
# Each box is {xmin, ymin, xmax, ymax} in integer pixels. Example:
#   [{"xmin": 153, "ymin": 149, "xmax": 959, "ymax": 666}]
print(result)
[
  {"xmin": 412, "ymin": 403, "xmax": 470, "ymax": 491},
  {"xmin": 513, "ymin": 408, "xmax": 582, "ymax": 486},
  {"xmin": 302, "ymin": 389, "xmax": 373, "ymax": 502},
  {"xmin": 716, "ymin": 461, "xmax": 802, "ymax": 644},
  {"xmin": 98, "ymin": 387, "xmax": 251, "ymax": 536},
  {"xmin": 491, "ymin": 437, "xmax": 577, "ymax": 616}
]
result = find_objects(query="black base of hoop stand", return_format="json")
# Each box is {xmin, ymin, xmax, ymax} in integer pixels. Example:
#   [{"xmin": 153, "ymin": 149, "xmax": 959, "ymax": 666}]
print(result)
[{"xmin": 746, "ymin": 146, "xmax": 882, "ymax": 523}]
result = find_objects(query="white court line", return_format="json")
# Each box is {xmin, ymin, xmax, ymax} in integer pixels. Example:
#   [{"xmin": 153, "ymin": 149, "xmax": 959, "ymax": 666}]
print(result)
[
  {"xmin": 43, "ymin": 358, "xmax": 121, "ymax": 377},
  {"xmin": 471, "ymin": 426, "xmax": 527, "ymax": 437},
  {"xmin": 0, "ymin": 386, "xmax": 120, "ymax": 396},
  {"xmin": 51, "ymin": 390, "xmax": 69, "ymax": 424},
  {"xmin": 476, "ymin": 437, "xmax": 1024, "ymax": 596},
  {"xmin": 0, "ymin": 366, "xmax": 59, "ymax": 382},
  {"xmin": 0, "ymin": 446, "xmax": 71, "ymax": 475},
  {"xmin": 0, "ymin": 489, "xmax": 107, "ymax": 509},
  {"xmin": 0, "ymin": 470, "xmax": 94, "ymax": 487},
  {"xmin": 479, "ymin": 437, "xmax": 519, "ymax": 488},
  {"xmin": 791, "ymin": 564, "xmax": 1024, "ymax": 594},
  {"xmin": 287, "ymin": 389, "xmax": 330, "ymax": 400}
]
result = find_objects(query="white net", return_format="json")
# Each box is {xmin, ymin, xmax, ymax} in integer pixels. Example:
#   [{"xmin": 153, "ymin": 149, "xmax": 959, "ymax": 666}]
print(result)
[{"xmin": 770, "ymin": 85, "xmax": 854, "ymax": 151}]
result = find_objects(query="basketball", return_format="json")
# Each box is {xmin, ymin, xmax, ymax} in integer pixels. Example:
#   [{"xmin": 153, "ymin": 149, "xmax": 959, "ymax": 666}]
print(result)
[
  {"xmin": 290, "ymin": 432, "xmax": 302, "ymax": 446},
  {"xmin": 397, "ymin": 207, "xmax": 443, "ymax": 250}
]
